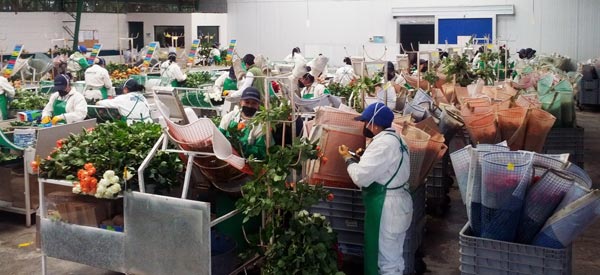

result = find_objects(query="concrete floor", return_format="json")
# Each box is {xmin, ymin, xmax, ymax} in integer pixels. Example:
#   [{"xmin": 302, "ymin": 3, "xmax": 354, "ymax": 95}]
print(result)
[{"xmin": 2, "ymin": 108, "xmax": 600, "ymax": 274}]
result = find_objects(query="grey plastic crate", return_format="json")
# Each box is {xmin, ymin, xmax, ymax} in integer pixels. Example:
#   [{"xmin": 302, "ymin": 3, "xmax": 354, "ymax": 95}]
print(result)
[
  {"xmin": 459, "ymin": 224, "xmax": 572, "ymax": 275},
  {"xmin": 543, "ymin": 127, "xmax": 584, "ymax": 168},
  {"xmin": 580, "ymin": 79, "xmax": 599, "ymax": 90},
  {"xmin": 337, "ymin": 216, "xmax": 427, "ymax": 275},
  {"xmin": 578, "ymin": 88, "xmax": 599, "ymax": 105}
]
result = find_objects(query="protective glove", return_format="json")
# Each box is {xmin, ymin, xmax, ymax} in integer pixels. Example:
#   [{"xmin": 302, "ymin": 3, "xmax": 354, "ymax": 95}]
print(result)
[
  {"xmin": 51, "ymin": 116, "xmax": 64, "ymax": 125},
  {"xmin": 41, "ymin": 116, "xmax": 51, "ymax": 124},
  {"xmin": 338, "ymin": 145, "xmax": 352, "ymax": 161}
]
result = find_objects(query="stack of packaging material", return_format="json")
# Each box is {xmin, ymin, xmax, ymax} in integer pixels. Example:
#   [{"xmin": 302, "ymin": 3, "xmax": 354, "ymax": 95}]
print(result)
[{"xmin": 451, "ymin": 143, "xmax": 599, "ymax": 248}]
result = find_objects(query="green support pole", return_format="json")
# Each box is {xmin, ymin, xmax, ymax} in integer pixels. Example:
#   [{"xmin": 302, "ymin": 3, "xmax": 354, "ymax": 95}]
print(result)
[{"xmin": 72, "ymin": 0, "xmax": 84, "ymax": 50}]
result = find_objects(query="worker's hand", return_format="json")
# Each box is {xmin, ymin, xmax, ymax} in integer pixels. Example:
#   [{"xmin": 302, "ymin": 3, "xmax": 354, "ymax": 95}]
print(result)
[
  {"xmin": 338, "ymin": 145, "xmax": 351, "ymax": 160},
  {"xmin": 51, "ymin": 116, "xmax": 64, "ymax": 125},
  {"xmin": 356, "ymin": 148, "xmax": 365, "ymax": 157},
  {"xmin": 41, "ymin": 116, "xmax": 51, "ymax": 124}
]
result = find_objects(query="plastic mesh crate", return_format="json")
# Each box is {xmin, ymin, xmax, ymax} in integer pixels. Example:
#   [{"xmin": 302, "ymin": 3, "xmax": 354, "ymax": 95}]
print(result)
[
  {"xmin": 459, "ymin": 224, "xmax": 572, "ymax": 275},
  {"xmin": 543, "ymin": 127, "xmax": 584, "ymax": 168},
  {"xmin": 578, "ymin": 88, "xmax": 599, "ymax": 105},
  {"xmin": 337, "ymin": 216, "xmax": 427, "ymax": 275},
  {"xmin": 580, "ymin": 79, "xmax": 599, "ymax": 90}
]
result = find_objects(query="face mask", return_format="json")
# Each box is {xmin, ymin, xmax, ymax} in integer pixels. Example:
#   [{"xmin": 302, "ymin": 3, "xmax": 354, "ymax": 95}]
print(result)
[
  {"xmin": 241, "ymin": 106, "xmax": 257, "ymax": 117},
  {"xmin": 363, "ymin": 126, "xmax": 375, "ymax": 138},
  {"xmin": 58, "ymin": 90, "xmax": 69, "ymax": 97}
]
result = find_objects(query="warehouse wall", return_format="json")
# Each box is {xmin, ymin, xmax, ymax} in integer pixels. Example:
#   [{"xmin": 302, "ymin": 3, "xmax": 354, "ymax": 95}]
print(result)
[
  {"xmin": 0, "ymin": 12, "xmax": 127, "ymax": 53},
  {"xmin": 227, "ymin": 0, "xmax": 600, "ymax": 66},
  {"xmin": 0, "ymin": 12, "xmax": 227, "ymax": 55}
]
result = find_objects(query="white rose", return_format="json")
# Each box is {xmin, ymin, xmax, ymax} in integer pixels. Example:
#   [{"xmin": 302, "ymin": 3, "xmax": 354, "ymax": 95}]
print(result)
[
  {"xmin": 103, "ymin": 170, "xmax": 115, "ymax": 179},
  {"xmin": 108, "ymin": 184, "xmax": 121, "ymax": 194},
  {"xmin": 109, "ymin": 176, "xmax": 120, "ymax": 184},
  {"xmin": 313, "ymin": 213, "xmax": 322, "ymax": 219},
  {"xmin": 96, "ymin": 186, "xmax": 106, "ymax": 195},
  {"xmin": 327, "ymin": 227, "xmax": 333, "ymax": 233},
  {"xmin": 298, "ymin": 210, "xmax": 308, "ymax": 217},
  {"xmin": 99, "ymin": 179, "xmax": 109, "ymax": 188},
  {"xmin": 72, "ymin": 185, "xmax": 81, "ymax": 194}
]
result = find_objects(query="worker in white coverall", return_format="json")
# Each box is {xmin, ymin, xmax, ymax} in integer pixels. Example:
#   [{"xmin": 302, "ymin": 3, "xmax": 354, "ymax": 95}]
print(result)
[
  {"xmin": 41, "ymin": 74, "xmax": 88, "ymax": 125},
  {"xmin": 0, "ymin": 76, "xmax": 16, "ymax": 120},
  {"xmin": 333, "ymin": 57, "xmax": 355, "ymax": 86},
  {"xmin": 97, "ymin": 79, "xmax": 151, "ymax": 124},
  {"xmin": 160, "ymin": 52, "xmax": 187, "ymax": 87},
  {"xmin": 84, "ymin": 57, "xmax": 114, "ymax": 102},
  {"xmin": 338, "ymin": 102, "xmax": 412, "ymax": 275}
]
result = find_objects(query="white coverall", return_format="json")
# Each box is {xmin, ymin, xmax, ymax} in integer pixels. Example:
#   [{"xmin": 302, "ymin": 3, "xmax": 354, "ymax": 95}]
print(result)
[
  {"xmin": 160, "ymin": 61, "xmax": 187, "ymax": 85},
  {"xmin": 42, "ymin": 88, "xmax": 88, "ymax": 124},
  {"xmin": 347, "ymin": 129, "xmax": 413, "ymax": 274},
  {"xmin": 284, "ymin": 53, "xmax": 306, "ymax": 63},
  {"xmin": 97, "ymin": 92, "xmax": 152, "ymax": 124},
  {"xmin": 84, "ymin": 64, "xmax": 114, "ymax": 100},
  {"xmin": 333, "ymin": 65, "xmax": 355, "ymax": 86}
]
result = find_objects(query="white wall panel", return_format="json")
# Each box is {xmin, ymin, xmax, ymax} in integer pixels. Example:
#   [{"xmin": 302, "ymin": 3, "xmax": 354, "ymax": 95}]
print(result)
[
  {"xmin": 228, "ymin": 0, "xmax": 600, "ymax": 65},
  {"xmin": 0, "ymin": 12, "xmax": 67, "ymax": 53},
  {"xmin": 539, "ymin": 0, "xmax": 578, "ymax": 59},
  {"xmin": 577, "ymin": 0, "xmax": 600, "ymax": 61}
]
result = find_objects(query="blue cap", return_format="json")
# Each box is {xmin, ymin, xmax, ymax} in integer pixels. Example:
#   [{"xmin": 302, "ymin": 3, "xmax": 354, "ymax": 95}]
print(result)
[
  {"xmin": 77, "ymin": 45, "xmax": 87, "ymax": 53},
  {"xmin": 240, "ymin": 87, "xmax": 261, "ymax": 103},
  {"xmin": 355, "ymin": 102, "xmax": 394, "ymax": 128},
  {"xmin": 54, "ymin": 74, "xmax": 70, "ymax": 91}
]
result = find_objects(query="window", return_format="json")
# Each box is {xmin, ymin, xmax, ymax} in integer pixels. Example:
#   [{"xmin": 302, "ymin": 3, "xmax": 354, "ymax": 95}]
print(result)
[
  {"xmin": 154, "ymin": 26, "xmax": 185, "ymax": 48},
  {"xmin": 197, "ymin": 26, "xmax": 220, "ymax": 45}
]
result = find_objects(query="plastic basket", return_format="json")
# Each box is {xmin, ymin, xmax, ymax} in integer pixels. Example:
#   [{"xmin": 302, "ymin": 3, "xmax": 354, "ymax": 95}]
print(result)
[
  {"xmin": 532, "ymin": 191, "xmax": 600, "ymax": 249},
  {"xmin": 459, "ymin": 224, "xmax": 572, "ymax": 275},
  {"xmin": 465, "ymin": 112, "xmax": 498, "ymax": 145},
  {"xmin": 516, "ymin": 169, "xmax": 573, "ymax": 244},
  {"xmin": 450, "ymin": 145, "xmax": 473, "ymax": 203},
  {"xmin": 496, "ymin": 107, "xmax": 527, "ymax": 143},
  {"xmin": 393, "ymin": 123, "xmax": 430, "ymax": 189},
  {"xmin": 314, "ymin": 106, "xmax": 363, "ymax": 129},
  {"xmin": 480, "ymin": 151, "xmax": 533, "ymax": 241},
  {"xmin": 310, "ymin": 126, "xmax": 365, "ymax": 189},
  {"xmin": 524, "ymin": 108, "xmax": 556, "ymax": 153},
  {"xmin": 403, "ymin": 98, "xmax": 428, "ymax": 122}
]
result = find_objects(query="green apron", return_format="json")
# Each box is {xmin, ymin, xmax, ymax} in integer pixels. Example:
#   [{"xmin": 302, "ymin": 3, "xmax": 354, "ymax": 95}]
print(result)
[
  {"xmin": 78, "ymin": 58, "xmax": 89, "ymax": 70},
  {"xmin": 170, "ymin": 80, "xmax": 179, "ymax": 87},
  {"xmin": 53, "ymin": 97, "xmax": 68, "ymax": 117},
  {"xmin": 362, "ymin": 133, "xmax": 408, "ymax": 275},
  {"xmin": 213, "ymin": 55, "xmax": 222, "ymax": 64},
  {"xmin": 223, "ymin": 78, "xmax": 238, "ymax": 91},
  {"xmin": 100, "ymin": 87, "xmax": 108, "ymax": 99},
  {"xmin": 226, "ymin": 119, "xmax": 268, "ymax": 160},
  {"xmin": 0, "ymin": 94, "xmax": 8, "ymax": 120}
]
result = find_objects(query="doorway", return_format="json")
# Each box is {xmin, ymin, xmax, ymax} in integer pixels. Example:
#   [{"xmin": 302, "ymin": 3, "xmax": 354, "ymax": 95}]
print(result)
[
  {"xmin": 128, "ymin": 21, "xmax": 144, "ymax": 50},
  {"xmin": 399, "ymin": 24, "xmax": 435, "ymax": 52}
]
